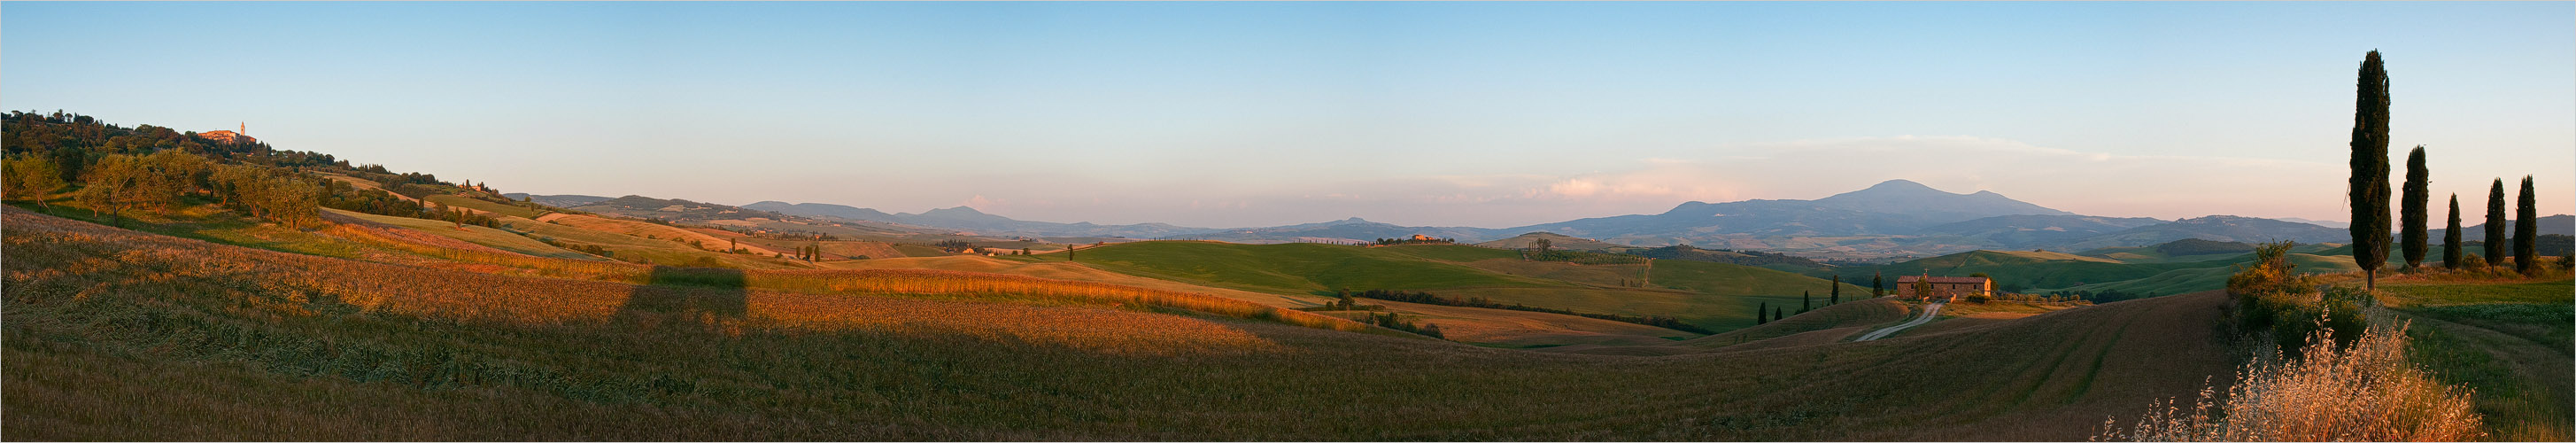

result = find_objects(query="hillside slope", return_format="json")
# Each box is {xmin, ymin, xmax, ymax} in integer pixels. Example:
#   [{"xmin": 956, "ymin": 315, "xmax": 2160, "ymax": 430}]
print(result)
[
  {"xmin": 4, "ymin": 206, "xmax": 2238, "ymax": 440},
  {"xmin": 1071, "ymin": 241, "xmax": 1862, "ymax": 331}
]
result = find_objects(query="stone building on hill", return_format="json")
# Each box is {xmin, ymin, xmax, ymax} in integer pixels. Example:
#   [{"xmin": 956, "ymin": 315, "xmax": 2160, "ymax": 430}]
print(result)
[
  {"xmin": 201, "ymin": 122, "xmax": 257, "ymax": 144},
  {"xmin": 1895, "ymin": 276, "xmax": 1992, "ymax": 299}
]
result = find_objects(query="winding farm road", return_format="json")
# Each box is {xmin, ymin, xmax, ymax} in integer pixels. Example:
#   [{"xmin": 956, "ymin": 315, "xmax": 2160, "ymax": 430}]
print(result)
[{"xmin": 1854, "ymin": 302, "xmax": 1944, "ymax": 341}]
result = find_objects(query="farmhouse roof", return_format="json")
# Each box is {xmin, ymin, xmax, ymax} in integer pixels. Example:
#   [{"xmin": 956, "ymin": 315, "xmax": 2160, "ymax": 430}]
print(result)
[{"xmin": 1895, "ymin": 276, "xmax": 1988, "ymax": 284}]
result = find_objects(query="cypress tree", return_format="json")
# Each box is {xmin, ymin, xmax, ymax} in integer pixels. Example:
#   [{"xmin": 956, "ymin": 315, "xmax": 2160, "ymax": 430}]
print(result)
[
  {"xmin": 2516, "ymin": 175, "xmax": 2538, "ymax": 275},
  {"xmin": 1830, "ymin": 275, "xmax": 1842, "ymax": 305},
  {"xmin": 1801, "ymin": 291, "xmax": 1812, "ymax": 313},
  {"xmin": 1756, "ymin": 302, "xmax": 1768, "ymax": 324},
  {"xmin": 2486, "ymin": 178, "xmax": 2508, "ymax": 266},
  {"xmin": 1871, "ymin": 272, "xmax": 1884, "ymax": 297},
  {"xmin": 2443, "ymin": 194, "xmax": 2463, "ymax": 268},
  {"xmin": 2401, "ymin": 145, "xmax": 2429, "ymax": 268},
  {"xmin": 1775, "ymin": 307, "xmax": 1786, "ymax": 321},
  {"xmin": 2346, "ymin": 51, "xmax": 2393, "ymax": 289}
]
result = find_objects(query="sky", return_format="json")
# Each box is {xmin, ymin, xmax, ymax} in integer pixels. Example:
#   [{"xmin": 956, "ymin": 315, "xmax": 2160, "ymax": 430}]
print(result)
[{"xmin": 5, "ymin": 2, "xmax": 2571, "ymax": 229}]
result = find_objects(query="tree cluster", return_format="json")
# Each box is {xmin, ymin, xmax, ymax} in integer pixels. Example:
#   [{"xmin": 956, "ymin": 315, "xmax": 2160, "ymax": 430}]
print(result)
[
  {"xmin": 1372, "ymin": 237, "xmax": 1456, "ymax": 245},
  {"xmin": 2345, "ymin": 52, "xmax": 2549, "ymax": 281},
  {"xmin": 1361, "ymin": 312, "xmax": 1444, "ymax": 339}
]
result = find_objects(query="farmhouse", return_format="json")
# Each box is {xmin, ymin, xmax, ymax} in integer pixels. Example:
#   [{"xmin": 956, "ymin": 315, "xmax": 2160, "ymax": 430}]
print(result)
[
  {"xmin": 1409, "ymin": 234, "xmax": 1436, "ymax": 241},
  {"xmin": 1895, "ymin": 276, "xmax": 1992, "ymax": 299}
]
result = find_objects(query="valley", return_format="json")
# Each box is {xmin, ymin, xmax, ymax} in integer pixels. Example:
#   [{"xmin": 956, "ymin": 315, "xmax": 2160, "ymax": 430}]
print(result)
[{"xmin": 4, "ymin": 10, "xmax": 2571, "ymax": 439}]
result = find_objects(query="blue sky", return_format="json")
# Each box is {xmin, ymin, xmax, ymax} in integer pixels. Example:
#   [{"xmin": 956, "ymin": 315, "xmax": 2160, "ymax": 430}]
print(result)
[{"xmin": 5, "ymin": 2, "xmax": 2570, "ymax": 228}]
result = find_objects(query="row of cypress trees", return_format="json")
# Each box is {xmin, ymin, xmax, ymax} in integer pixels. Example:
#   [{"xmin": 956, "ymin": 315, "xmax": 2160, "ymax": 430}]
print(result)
[{"xmin": 2348, "ymin": 51, "xmax": 2546, "ymax": 291}]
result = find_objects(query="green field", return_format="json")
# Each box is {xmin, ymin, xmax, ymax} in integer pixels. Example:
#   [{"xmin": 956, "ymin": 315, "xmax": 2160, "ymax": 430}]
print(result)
[
  {"xmin": 1067, "ymin": 241, "xmax": 1568, "ymax": 294},
  {"xmin": 2037, "ymin": 253, "xmax": 2359, "ymax": 299},
  {"xmin": 1655, "ymin": 259, "xmax": 1869, "ymax": 297},
  {"xmin": 2376, "ymin": 278, "xmax": 2575, "ymax": 441},
  {"xmin": 1063, "ymin": 241, "xmax": 1860, "ymax": 331},
  {"xmin": 2381, "ymin": 279, "xmax": 2575, "ymax": 307}
]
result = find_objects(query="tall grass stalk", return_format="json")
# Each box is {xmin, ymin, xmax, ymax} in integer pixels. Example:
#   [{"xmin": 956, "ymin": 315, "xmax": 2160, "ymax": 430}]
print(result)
[{"xmin": 2098, "ymin": 321, "xmax": 2484, "ymax": 441}]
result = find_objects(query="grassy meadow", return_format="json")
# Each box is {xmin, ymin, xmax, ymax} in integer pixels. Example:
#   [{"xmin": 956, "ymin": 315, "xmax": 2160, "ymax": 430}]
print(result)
[{"xmin": 2372, "ymin": 276, "xmax": 2574, "ymax": 441}]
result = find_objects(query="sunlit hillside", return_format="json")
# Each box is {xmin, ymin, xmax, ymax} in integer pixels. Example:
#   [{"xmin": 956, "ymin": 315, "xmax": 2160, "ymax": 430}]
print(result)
[{"xmin": 4, "ymin": 207, "xmax": 2249, "ymax": 440}]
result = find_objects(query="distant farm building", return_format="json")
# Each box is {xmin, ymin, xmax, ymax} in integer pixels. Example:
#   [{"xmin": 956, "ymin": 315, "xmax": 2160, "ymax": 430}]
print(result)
[
  {"xmin": 201, "ymin": 122, "xmax": 258, "ymax": 144},
  {"xmin": 1896, "ymin": 276, "xmax": 1992, "ymax": 299},
  {"xmin": 1410, "ymin": 234, "xmax": 1435, "ymax": 241}
]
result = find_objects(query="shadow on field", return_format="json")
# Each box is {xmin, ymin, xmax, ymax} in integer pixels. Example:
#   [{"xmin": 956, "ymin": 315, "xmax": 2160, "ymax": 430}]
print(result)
[{"xmin": 619, "ymin": 266, "xmax": 748, "ymax": 322}]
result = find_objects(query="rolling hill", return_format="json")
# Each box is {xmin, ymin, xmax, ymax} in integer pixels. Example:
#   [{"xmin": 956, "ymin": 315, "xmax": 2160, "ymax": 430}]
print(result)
[
  {"xmin": 3, "ymin": 206, "xmax": 2246, "ymax": 440},
  {"xmin": 744, "ymin": 201, "xmax": 1221, "ymax": 238},
  {"xmin": 1625, "ymin": 244, "xmax": 1830, "ymax": 271},
  {"xmin": 1910, "ymin": 214, "xmax": 2166, "ymax": 249},
  {"xmin": 1822, "ymin": 249, "xmax": 2239, "ymax": 295},
  {"xmin": 2429, "ymin": 214, "xmax": 2574, "ymax": 241},
  {"xmin": 1172, "ymin": 217, "xmax": 1503, "ymax": 244},
  {"xmin": 501, "ymin": 193, "xmax": 614, "ymax": 207},
  {"xmin": 571, "ymin": 195, "xmax": 791, "ymax": 223},
  {"xmin": 1061, "ymin": 241, "xmax": 1861, "ymax": 330},
  {"xmin": 2040, "ymin": 215, "xmax": 2346, "ymax": 251},
  {"xmin": 1061, "ymin": 241, "xmax": 1554, "ymax": 294},
  {"xmin": 1473, "ymin": 231, "xmax": 1636, "ymax": 252},
  {"xmin": 1499, "ymin": 180, "xmax": 2077, "ymax": 241}
]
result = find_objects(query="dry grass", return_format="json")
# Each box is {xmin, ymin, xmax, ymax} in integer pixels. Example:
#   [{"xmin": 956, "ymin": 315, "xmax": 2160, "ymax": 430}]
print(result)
[
  {"xmin": 16, "ymin": 207, "xmax": 1367, "ymax": 335},
  {"xmin": 734, "ymin": 268, "xmax": 1368, "ymax": 333},
  {"xmin": 2099, "ymin": 322, "xmax": 2485, "ymax": 441},
  {"xmin": 538, "ymin": 213, "xmax": 751, "ymax": 253}
]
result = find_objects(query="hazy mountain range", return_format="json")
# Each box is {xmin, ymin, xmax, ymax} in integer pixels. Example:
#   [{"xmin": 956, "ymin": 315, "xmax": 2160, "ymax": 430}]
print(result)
[{"xmin": 529, "ymin": 179, "xmax": 2569, "ymax": 260}]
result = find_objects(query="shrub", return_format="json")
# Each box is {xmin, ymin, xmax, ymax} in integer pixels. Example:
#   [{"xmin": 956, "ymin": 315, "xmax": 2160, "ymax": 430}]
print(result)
[{"xmin": 2098, "ymin": 322, "xmax": 2484, "ymax": 441}]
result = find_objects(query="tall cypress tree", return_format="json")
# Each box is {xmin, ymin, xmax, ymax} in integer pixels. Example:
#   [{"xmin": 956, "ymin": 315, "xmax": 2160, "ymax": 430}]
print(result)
[
  {"xmin": 1801, "ymin": 291, "xmax": 1812, "ymax": 313},
  {"xmin": 2347, "ymin": 51, "xmax": 2393, "ymax": 289},
  {"xmin": 2401, "ymin": 145, "xmax": 2430, "ymax": 268},
  {"xmin": 1830, "ymin": 275, "xmax": 1842, "ymax": 305},
  {"xmin": 2443, "ymin": 194, "xmax": 2464, "ymax": 268},
  {"xmin": 1756, "ymin": 301, "xmax": 1768, "ymax": 324},
  {"xmin": 2516, "ymin": 175, "xmax": 2538, "ymax": 275},
  {"xmin": 1871, "ymin": 272, "xmax": 1884, "ymax": 297},
  {"xmin": 2486, "ymin": 178, "xmax": 2508, "ymax": 266}
]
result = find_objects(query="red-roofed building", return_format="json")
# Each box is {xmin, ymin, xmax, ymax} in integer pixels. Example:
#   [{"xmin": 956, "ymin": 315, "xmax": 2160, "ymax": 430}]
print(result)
[{"xmin": 1895, "ymin": 276, "xmax": 1991, "ymax": 299}]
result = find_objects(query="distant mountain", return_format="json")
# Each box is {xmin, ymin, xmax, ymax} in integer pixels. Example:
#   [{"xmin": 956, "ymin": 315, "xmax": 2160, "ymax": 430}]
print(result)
[
  {"xmin": 2273, "ymin": 217, "xmax": 2351, "ymax": 229},
  {"xmin": 1809, "ymin": 179, "xmax": 2077, "ymax": 220},
  {"xmin": 1172, "ymin": 217, "xmax": 1503, "ymax": 244},
  {"xmin": 501, "ymin": 193, "xmax": 612, "ymax": 208},
  {"xmin": 2043, "ymin": 215, "xmax": 2348, "ymax": 252},
  {"xmin": 1498, "ymin": 179, "xmax": 2079, "ymax": 242},
  {"xmin": 745, "ymin": 201, "xmax": 1218, "ymax": 238},
  {"xmin": 1912, "ymin": 214, "xmax": 2166, "ymax": 249},
  {"xmin": 742, "ymin": 201, "xmax": 895, "ymax": 222},
  {"xmin": 2428, "ymin": 214, "xmax": 2572, "ymax": 242}
]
